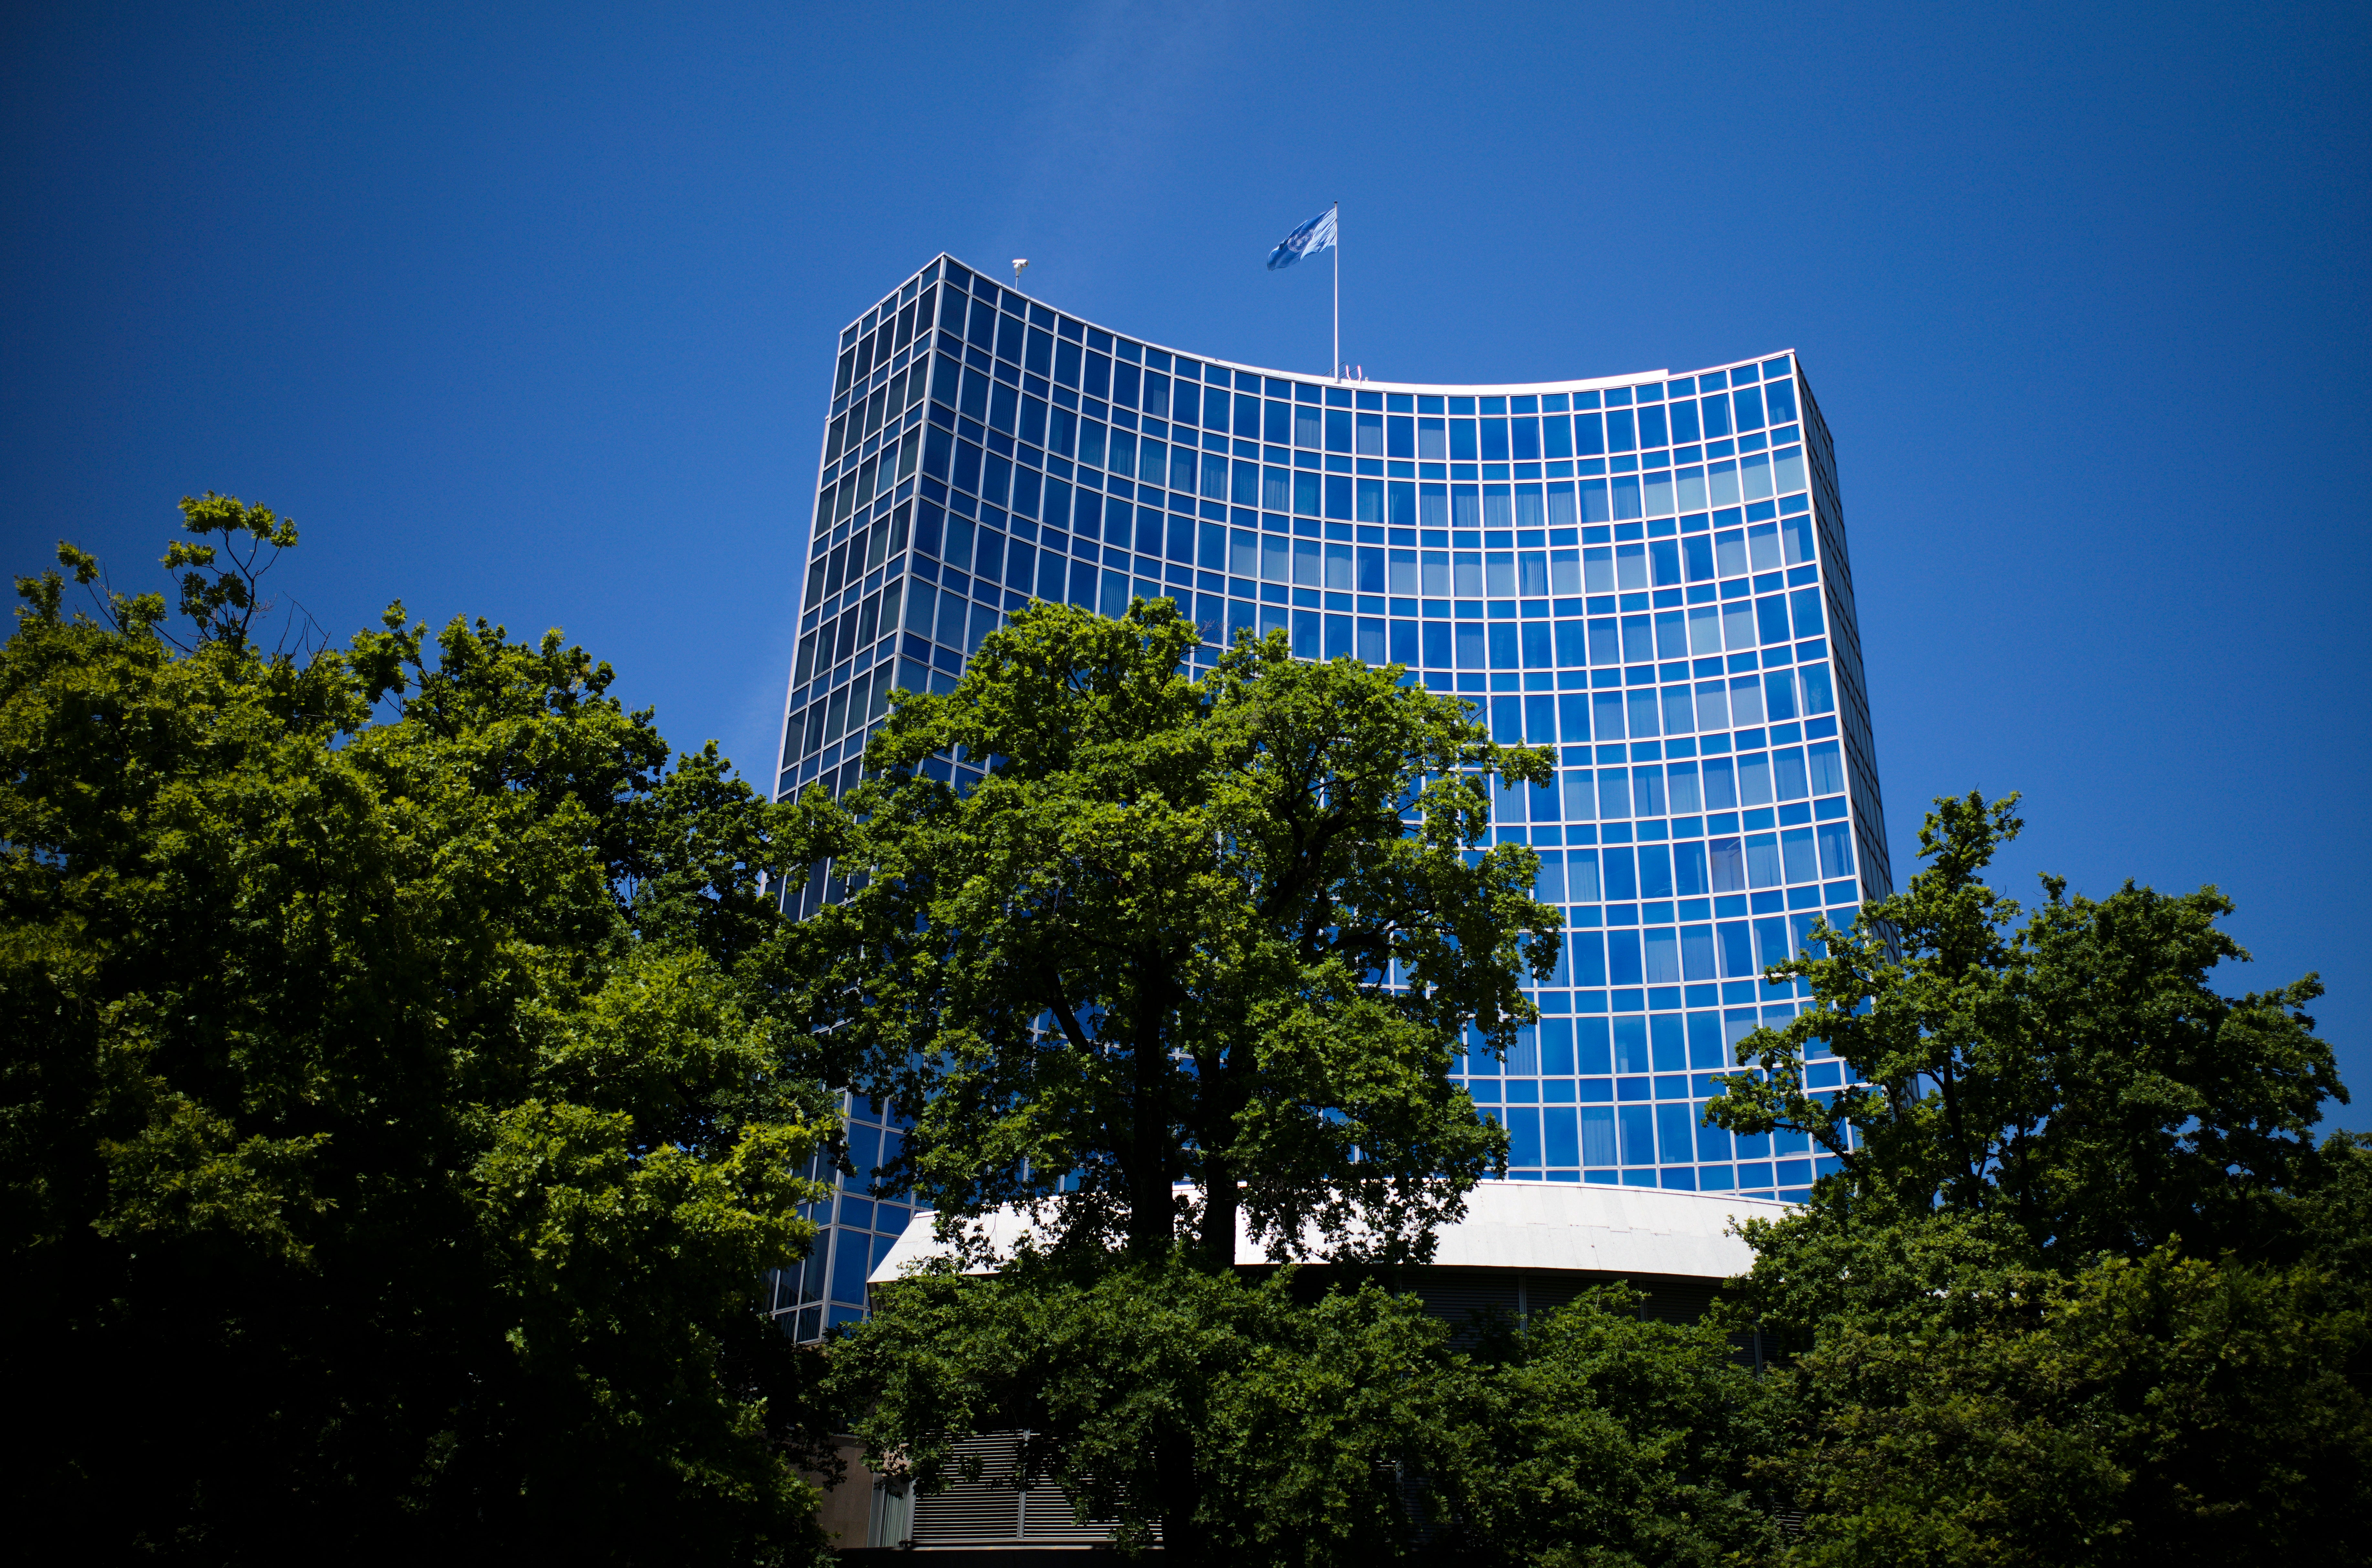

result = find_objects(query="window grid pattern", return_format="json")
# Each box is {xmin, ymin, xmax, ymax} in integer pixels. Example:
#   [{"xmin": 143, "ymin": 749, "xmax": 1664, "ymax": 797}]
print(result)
[{"xmin": 775, "ymin": 256, "xmax": 1891, "ymax": 1334}]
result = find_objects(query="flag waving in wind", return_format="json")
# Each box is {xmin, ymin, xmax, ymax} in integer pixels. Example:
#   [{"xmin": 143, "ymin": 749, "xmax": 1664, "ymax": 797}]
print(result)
[{"xmin": 1266, "ymin": 204, "xmax": 1337, "ymax": 270}]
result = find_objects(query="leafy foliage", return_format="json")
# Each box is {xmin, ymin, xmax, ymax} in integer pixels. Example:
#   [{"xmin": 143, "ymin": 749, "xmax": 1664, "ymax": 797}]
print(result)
[
  {"xmin": 834, "ymin": 1256, "xmax": 1779, "ymax": 1568},
  {"xmin": 1708, "ymin": 790, "xmax": 2341, "ymax": 1264},
  {"xmin": 1421, "ymin": 1287, "xmax": 1786, "ymax": 1567},
  {"xmin": 1703, "ymin": 793, "xmax": 2368, "ymax": 1565},
  {"xmin": 1, "ymin": 509, "xmax": 840, "ymax": 1564},
  {"xmin": 1764, "ymin": 1237, "xmax": 2372, "ymax": 1567},
  {"xmin": 784, "ymin": 598, "xmax": 1560, "ymax": 1268}
]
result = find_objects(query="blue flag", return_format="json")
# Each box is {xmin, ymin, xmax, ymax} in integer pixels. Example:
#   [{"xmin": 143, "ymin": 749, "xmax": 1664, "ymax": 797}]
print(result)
[{"xmin": 1266, "ymin": 205, "xmax": 1337, "ymax": 270}]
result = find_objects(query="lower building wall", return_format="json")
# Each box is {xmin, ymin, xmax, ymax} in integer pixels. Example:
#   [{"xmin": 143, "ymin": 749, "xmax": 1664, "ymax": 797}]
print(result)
[{"xmin": 805, "ymin": 1438, "xmax": 877, "ymax": 1551}]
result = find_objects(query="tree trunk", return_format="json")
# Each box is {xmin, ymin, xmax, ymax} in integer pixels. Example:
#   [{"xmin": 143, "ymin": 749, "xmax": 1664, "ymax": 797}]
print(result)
[
  {"xmin": 1198, "ymin": 1155, "xmax": 1239, "ymax": 1275},
  {"xmin": 1155, "ymin": 1430, "xmax": 1207, "ymax": 1566}
]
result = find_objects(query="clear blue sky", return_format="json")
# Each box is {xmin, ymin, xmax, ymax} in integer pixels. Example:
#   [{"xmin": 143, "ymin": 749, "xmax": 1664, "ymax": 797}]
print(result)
[{"xmin": 6, "ymin": 2, "xmax": 2367, "ymax": 1126}]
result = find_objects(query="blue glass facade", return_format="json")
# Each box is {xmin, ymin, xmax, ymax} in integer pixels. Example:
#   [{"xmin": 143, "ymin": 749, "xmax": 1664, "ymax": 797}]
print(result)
[{"xmin": 763, "ymin": 254, "xmax": 1892, "ymax": 1339}]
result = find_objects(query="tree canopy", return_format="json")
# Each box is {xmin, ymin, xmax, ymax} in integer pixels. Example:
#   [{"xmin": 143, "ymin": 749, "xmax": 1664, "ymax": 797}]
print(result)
[
  {"xmin": 1703, "ymin": 791, "xmax": 2370, "ymax": 1565},
  {"xmin": 835, "ymin": 1253, "xmax": 1784, "ymax": 1568},
  {"xmin": 1, "ymin": 499, "xmax": 840, "ymax": 1564},
  {"xmin": 784, "ymin": 597, "xmax": 1560, "ymax": 1269},
  {"xmin": 16, "ymin": 500, "xmax": 2365, "ymax": 1566}
]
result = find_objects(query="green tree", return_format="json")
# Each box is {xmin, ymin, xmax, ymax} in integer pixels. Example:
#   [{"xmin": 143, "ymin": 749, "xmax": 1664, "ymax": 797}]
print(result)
[
  {"xmin": 1, "ymin": 500, "xmax": 841, "ymax": 1564},
  {"xmin": 835, "ymin": 1257, "xmax": 1444, "ymax": 1564},
  {"xmin": 784, "ymin": 598, "xmax": 1560, "ymax": 1269},
  {"xmin": 833, "ymin": 1258, "xmax": 1781, "ymax": 1568},
  {"xmin": 790, "ymin": 598, "xmax": 1563, "ymax": 1560},
  {"xmin": 1709, "ymin": 790, "xmax": 2341, "ymax": 1264},
  {"xmin": 1421, "ymin": 1286, "xmax": 1786, "ymax": 1567},
  {"xmin": 1704, "ymin": 793, "xmax": 2368, "ymax": 1565},
  {"xmin": 1724, "ymin": 1213, "xmax": 2372, "ymax": 1567}
]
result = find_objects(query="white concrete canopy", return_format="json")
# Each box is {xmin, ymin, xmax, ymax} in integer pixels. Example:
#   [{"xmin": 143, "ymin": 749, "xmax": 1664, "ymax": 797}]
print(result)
[{"xmin": 870, "ymin": 1181, "xmax": 1787, "ymax": 1287}]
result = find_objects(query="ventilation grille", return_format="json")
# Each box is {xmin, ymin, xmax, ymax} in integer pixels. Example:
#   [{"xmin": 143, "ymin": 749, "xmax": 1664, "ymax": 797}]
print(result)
[{"xmin": 909, "ymin": 1431, "xmax": 1132, "ymax": 1546}]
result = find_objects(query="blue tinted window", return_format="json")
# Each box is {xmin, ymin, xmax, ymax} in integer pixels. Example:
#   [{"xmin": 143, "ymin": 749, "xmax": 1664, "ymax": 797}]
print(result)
[
  {"xmin": 1732, "ymin": 386, "xmax": 1764, "ymax": 432},
  {"xmin": 1680, "ymin": 921, "xmax": 1714, "ymax": 978},
  {"xmin": 1808, "ymin": 740, "xmax": 1844, "ymax": 795},
  {"xmin": 1574, "ymin": 1018, "xmax": 1612, "ymax": 1075},
  {"xmin": 1423, "ymin": 621, "xmax": 1450, "ymax": 666},
  {"xmin": 1653, "ymin": 1102, "xmax": 1694, "ymax": 1164},
  {"xmin": 1606, "ymin": 409, "xmax": 1636, "ymax": 452},
  {"xmin": 1700, "ymin": 396, "xmax": 1730, "ymax": 438},
  {"xmin": 1650, "ymin": 539, "xmax": 1681, "ymax": 587},
  {"xmin": 1450, "ymin": 420, "xmax": 1478, "ymax": 461},
  {"xmin": 1651, "ymin": 1015, "xmax": 1686, "ymax": 1071},
  {"xmin": 1817, "ymin": 820, "xmax": 1856, "ymax": 878},
  {"xmin": 1763, "ymin": 377, "xmax": 1797, "ymax": 424},
  {"xmin": 1200, "ymin": 522, "xmax": 1228, "ymax": 572},
  {"xmin": 1613, "ymin": 1016, "xmax": 1650, "ymax": 1073},
  {"xmin": 1686, "ymin": 1012, "xmax": 1724, "ymax": 1068},
  {"xmin": 1683, "ymin": 534, "xmax": 1713, "ymax": 581},
  {"xmin": 1007, "ymin": 316, "xmax": 1043, "ymax": 370},
  {"xmin": 1573, "ymin": 1106, "xmax": 1610, "ymax": 1165},
  {"xmin": 1481, "ymin": 419, "xmax": 1510, "ymax": 461}
]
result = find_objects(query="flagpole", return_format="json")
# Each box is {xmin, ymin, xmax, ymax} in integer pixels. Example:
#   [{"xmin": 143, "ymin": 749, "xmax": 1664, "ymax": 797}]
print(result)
[{"xmin": 1331, "ymin": 201, "xmax": 1340, "ymax": 379}]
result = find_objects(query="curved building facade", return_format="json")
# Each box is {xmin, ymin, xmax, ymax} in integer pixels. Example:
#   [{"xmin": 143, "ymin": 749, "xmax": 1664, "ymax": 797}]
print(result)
[{"xmin": 764, "ymin": 253, "xmax": 1891, "ymax": 1341}]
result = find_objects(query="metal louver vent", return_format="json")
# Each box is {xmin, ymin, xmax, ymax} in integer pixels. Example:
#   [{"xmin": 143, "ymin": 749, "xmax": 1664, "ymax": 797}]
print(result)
[
  {"xmin": 911, "ymin": 1435, "xmax": 1022, "ymax": 1545},
  {"xmin": 908, "ymin": 1431, "xmax": 1132, "ymax": 1546}
]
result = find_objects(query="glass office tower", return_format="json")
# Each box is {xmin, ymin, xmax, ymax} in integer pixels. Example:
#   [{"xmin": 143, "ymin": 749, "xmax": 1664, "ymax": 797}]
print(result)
[{"xmin": 763, "ymin": 254, "xmax": 1891, "ymax": 1339}]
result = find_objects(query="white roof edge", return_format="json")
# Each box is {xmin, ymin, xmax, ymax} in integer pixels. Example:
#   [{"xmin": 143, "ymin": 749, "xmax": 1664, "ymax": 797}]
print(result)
[
  {"xmin": 869, "ymin": 1181, "xmax": 1787, "ymax": 1287},
  {"xmin": 839, "ymin": 252, "xmax": 1792, "ymax": 398}
]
